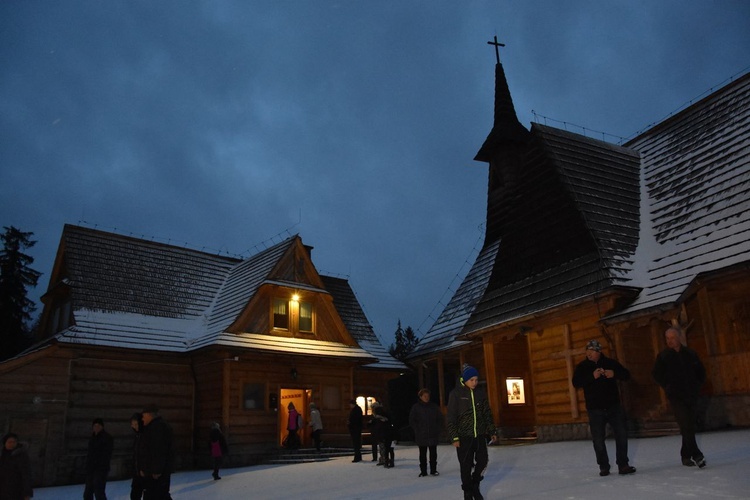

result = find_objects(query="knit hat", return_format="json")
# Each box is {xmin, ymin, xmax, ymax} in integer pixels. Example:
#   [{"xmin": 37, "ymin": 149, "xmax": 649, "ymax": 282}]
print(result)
[
  {"xmin": 461, "ymin": 364, "xmax": 479, "ymax": 381},
  {"xmin": 585, "ymin": 339, "xmax": 602, "ymax": 352},
  {"xmin": 92, "ymin": 418, "xmax": 104, "ymax": 426}
]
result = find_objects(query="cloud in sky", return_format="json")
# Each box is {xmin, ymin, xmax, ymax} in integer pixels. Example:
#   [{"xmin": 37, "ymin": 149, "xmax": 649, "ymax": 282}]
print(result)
[{"xmin": 2, "ymin": 1, "xmax": 749, "ymax": 345}]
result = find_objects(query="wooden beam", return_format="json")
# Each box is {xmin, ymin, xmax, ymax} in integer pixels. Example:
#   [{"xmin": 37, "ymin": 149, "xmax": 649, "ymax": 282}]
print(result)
[
  {"xmin": 549, "ymin": 325, "xmax": 585, "ymax": 419},
  {"xmin": 697, "ymin": 288, "xmax": 718, "ymax": 356}
]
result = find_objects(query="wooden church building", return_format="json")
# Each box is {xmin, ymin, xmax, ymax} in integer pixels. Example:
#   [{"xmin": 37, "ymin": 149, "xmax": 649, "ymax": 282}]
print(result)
[
  {"xmin": 0, "ymin": 225, "xmax": 405, "ymax": 486},
  {"xmin": 409, "ymin": 56, "xmax": 750, "ymax": 441}
]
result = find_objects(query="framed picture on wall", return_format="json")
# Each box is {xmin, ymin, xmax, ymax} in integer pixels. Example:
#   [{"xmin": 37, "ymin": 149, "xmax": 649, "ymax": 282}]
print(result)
[{"xmin": 506, "ymin": 378, "xmax": 525, "ymax": 405}]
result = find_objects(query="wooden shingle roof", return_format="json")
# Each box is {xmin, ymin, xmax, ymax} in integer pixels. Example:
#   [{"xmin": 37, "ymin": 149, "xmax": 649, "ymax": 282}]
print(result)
[
  {"xmin": 464, "ymin": 125, "xmax": 641, "ymax": 334},
  {"xmin": 609, "ymin": 71, "xmax": 750, "ymax": 319},
  {"xmin": 321, "ymin": 275, "xmax": 407, "ymax": 369},
  {"xmin": 409, "ymin": 240, "xmax": 499, "ymax": 357},
  {"xmin": 46, "ymin": 225, "xmax": 385, "ymax": 362},
  {"xmin": 415, "ymin": 67, "xmax": 750, "ymax": 356}
]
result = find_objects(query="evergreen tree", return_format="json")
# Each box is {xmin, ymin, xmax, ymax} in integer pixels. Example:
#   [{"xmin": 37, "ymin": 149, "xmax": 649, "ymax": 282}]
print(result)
[
  {"xmin": 0, "ymin": 226, "xmax": 41, "ymax": 360},
  {"xmin": 388, "ymin": 319, "xmax": 419, "ymax": 360}
]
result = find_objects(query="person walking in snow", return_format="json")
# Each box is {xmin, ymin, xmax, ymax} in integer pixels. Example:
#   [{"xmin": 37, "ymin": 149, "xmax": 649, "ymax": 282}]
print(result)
[
  {"xmin": 129, "ymin": 413, "xmax": 145, "ymax": 500},
  {"xmin": 0, "ymin": 433, "xmax": 33, "ymax": 500},
  {"xmin": 308, "ymin": 403, "xmax": 323, "ymax": 452},
  {"xmin": 409, "ymin": 388, "xmax": 442, "ymax": 477},
  {"xmin": 83, "ymin": 417, "xmax": 114, "ymax": 500},
  {"xmin": 572, "ymin": 339, "xmax": 636, "ymax": 477},
  {"xmin": 652, "ymin": 326, "xmax": 708, "ymax": 468},
  {"xmin": 138, "ymin": 405, "xmax": 174, "ymax": 500},
  {"xmin": 447, "ymin": 364, "xmax": 497, "ymax": 500},
  {"xmin": 209, "ymin": 422, "xmax": 228, "ymax": 480},
  {"xmin": 347, "ymin": 399, "xmax": 364, "ymax": 462}
]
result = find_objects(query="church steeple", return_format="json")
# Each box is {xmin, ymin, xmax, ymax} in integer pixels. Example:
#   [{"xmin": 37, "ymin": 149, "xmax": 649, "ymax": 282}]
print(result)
[
  {"xmin": 474, "ymin": 38, "xmax": 529, "ymax": 162},
  {"xmin": 474, "ymin": 39, "xmax": 531, "ymax": 247}
]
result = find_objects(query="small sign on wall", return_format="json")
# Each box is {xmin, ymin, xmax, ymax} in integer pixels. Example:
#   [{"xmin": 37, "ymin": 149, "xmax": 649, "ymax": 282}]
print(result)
[{"xmin": 506, "ymin": 377, "xmax": 525, "ymax": 405}]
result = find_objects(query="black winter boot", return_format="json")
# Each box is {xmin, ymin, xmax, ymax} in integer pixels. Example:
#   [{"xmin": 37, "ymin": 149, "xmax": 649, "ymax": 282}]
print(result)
[{"xmin": 471, "ymin": 480, "xmax": 484, "ymax": 500}]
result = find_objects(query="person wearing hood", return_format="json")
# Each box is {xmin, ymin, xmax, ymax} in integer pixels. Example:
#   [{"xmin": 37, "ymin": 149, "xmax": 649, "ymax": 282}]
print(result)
[
  {"xmin": 0, "ymin": 432, "xmax": 33, "ymax": 500},
  {"xmin": 572, "ymin": 339, "xmax": 636, "ymax": 477},
  {"xmin": 409, "ymin": 388, "xmax": 443, "ymax": 477},
  {"xmin": 447, "ymin": 364, "xmax": 497, "ymax": 500}
]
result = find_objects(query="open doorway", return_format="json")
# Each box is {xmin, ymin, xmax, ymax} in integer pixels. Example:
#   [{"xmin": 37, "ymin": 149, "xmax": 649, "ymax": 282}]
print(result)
[{"xmin": 279, "ymin": 388, "xmax": 311, "ymax": 447}]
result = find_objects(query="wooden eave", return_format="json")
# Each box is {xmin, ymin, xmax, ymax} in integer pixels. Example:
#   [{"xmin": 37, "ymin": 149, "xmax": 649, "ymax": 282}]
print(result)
[{"xmin": 461, "ymin": 286, "xmax": 640, "ymax": 340}]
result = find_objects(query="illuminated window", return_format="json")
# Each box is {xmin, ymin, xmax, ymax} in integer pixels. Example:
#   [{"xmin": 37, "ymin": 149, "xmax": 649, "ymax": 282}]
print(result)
[
  {"xmin": 273, "ymin": 299, "xmax": 289, "ymax": 329},
  {"xmin": 299, "ymin": 301, "xmax": 313, "ymax": 331},
  {"xmin": 272, "ymin": 296, "xmax": 315, "ymax": 333}
]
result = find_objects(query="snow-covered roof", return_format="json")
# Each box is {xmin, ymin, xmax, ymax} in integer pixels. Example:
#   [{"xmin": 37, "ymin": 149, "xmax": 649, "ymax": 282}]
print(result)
[
  {"xmin": 409, "ymin": 239, "xmax": 499, "ymax": 358},
  {"xmin": 320, "ymin": 275, "xmax": 407, "ymax": 370},
  {"xmin": 416, "ymin": 68, "xmax": 750, "ymax": 357},
  {"xmin": 609, "ymin": 71, "xmax": 750, "ymax": 319},
  {"xmin": 43, "ymin": 225, "xmax": 393, "ymax": 364}
]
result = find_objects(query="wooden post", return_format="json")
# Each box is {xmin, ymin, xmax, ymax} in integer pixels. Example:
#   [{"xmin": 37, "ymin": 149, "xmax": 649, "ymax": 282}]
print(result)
[
  {"xmin": 222, "ymin": 358, "xmax": 231, "ymax": 430},
  {"xmin": 437, "ymin": 356, "xmax": 445, "ymax": 408},
  {"xmin": 483, "ymin": 336, "xmax": 499, "ymax": 425}
]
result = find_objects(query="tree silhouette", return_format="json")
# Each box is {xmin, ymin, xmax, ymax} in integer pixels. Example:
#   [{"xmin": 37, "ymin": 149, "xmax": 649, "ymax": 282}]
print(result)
[
  {"xmin": 0, "ymin": 226, "xmax": 41, "ymax": 360},
  {"xmin": 388, "ymin": 319, "xmax": 419, "ymax": 361}
]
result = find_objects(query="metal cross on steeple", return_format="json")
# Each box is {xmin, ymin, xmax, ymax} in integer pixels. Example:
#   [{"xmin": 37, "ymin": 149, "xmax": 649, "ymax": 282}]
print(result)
[{"xmin": 487, "ymin": 35, "xmax": 505, "ymax": 64}]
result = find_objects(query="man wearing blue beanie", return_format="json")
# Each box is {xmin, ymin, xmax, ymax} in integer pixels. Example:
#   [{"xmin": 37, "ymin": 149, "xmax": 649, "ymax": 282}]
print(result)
[{"xmin": 447, "ymin": 363, "xmax": 497, "ymax": 500}]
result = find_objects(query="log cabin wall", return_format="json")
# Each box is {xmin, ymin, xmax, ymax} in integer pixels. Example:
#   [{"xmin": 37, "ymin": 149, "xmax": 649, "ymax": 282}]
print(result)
[
  {"xmin": 215, "ymin": 352, "xmax": 361, "ymax": 462},
  {"xmin": 685, "ymin": 272, "xmax": 750, "ymax": 428},
  {"xmin": 525, "ymin": 302, "xmax": 618, "ymax": 442},
  {"xmin": 0, "ymin": 346, "xmax": 72, "ymax": 486},
  {"xmin": 66, "ymin": 353, "xmax": 194, "ymax": 479},
  {"xmin": 0, "ymin": 345, "xmax": 195, "ymax": 486}
]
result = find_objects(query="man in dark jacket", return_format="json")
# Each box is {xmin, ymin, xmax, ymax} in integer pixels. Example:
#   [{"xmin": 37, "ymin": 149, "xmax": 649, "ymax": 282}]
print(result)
[
  {"xmin": 138, "ymin": 406, "xmax": 174, "ymax": 500},
  {"xmin": 84, "ymin": 418, "xmax": 114, "ymax": 500},
  {"xmin": 129, "ymin": 412, "xmax": 144, "ymax": 500},
  {"xmin": 347, "ymin": 399, "xmax": 363, "ymax": 463},
  {"xmin": 447, "ymin": 364, "xmax": 497, "ymax": 500},
  {"xmin": 652, "ymin": 327, "xmax": 707, "ymax": 468},
  {"xmin": 409, "ymin": 388, "xmax": 443, "ymax": 477},
  {"xmin": 572, "ymin": 339, "xmax": 636, "ymax": 477},
  {"xmin": 0, "ymin": 433, "xmax": 33, "ymax": 500}
]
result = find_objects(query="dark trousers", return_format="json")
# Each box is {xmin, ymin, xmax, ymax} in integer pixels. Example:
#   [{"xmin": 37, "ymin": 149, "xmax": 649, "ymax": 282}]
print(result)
[
  {"xmin": 130, "ymin": 474, "xmax": 145, "ymax": 500},
  {"xmin": 455, "ymin": 437, "xmax": 488, "ymax": 491},
  {"xmin": 372, "ymin": 441, "xmax": 378, "ymax": 461},
  {"xmin": 312, "ymin": 429, "xmax": 322, "ymax": 451},
  {"xmin": 212, "ymin": 456, "xmax": 223, "ymax": 478},
  {"xmin": 142, "ymin": 474, "xmax": 171, "ymax": 500},
  {"xmin": 83, "ymin": 471, "xmax": 108, "ymax": 500},
  {"xmin": 350, "ymin": 430, "xmax": 362, "ymax": 461},
  {"xmin": 671, "ymin": 398, "xmax": 703, "ymax": 461},
  {"xmin": 588, "ymin": 404, "xmax": 629, "ymax": 470},
  {"xmin": 418, "ymin": 445, "xmax": 438, "ymax": 474}
]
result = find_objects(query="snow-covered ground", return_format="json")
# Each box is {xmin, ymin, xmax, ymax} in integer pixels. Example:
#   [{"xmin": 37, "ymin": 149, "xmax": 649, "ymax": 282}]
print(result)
[{"xmin": 35, "ymin": 429, "xmax": 749, "ymax": 499}]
